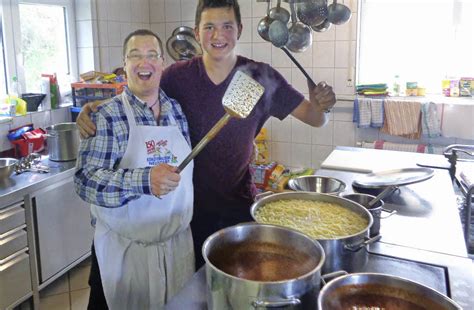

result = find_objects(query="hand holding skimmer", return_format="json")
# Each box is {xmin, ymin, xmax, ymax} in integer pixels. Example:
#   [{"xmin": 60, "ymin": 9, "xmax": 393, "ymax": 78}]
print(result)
[{"xmin": 177, "ymin": 71, "xmax": 265, "ymax": 172}]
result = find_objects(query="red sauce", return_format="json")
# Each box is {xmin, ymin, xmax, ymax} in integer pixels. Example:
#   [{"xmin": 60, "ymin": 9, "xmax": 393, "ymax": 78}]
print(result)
[{"xmin": 208, "ymin": 241, "xmax": 319, "ymax": 281}]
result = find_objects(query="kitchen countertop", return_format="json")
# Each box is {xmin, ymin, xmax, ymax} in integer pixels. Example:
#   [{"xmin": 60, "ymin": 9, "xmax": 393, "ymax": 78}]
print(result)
[
  {"xmin": 166, "ymin": 146, "xmax": 473, "ymax": 309},
  {"xmin": 0, "ymin": 155, "xmax": 76, "ymax": 206}
]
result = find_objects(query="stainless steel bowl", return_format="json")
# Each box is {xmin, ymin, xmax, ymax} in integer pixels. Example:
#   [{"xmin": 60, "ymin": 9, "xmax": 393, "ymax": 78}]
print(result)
[
  {"xmin": 288, "ymin": 175, "xmax": 346, "ymax": 195},
  {"xmin": 0, "ymin": 158, "xmax": 18, "ymax": 180}
]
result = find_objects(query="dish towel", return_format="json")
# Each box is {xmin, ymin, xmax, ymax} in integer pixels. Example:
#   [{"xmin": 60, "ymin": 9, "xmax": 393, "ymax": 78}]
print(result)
[
  {"xmin": 353, "ymin": 98, "xmax": 371, "ymax": 128},
  {"xmin": 353, "ymin": 97, "xmax": 384, "ymax": 128},
  {"xmin": 421, "ymin": 102, "xmax": 441, "ymax": 138},
  {"xmin": 381, "ymin": 99, "xmax": 422, "ymax": 139},
  {"xmin": 370, "ymin": 98, "xmax": 384, "ymax": 128}
]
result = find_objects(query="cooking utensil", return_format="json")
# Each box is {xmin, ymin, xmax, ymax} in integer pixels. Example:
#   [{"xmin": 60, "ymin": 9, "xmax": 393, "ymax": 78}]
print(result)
[
  {"xmin": 367, "ymin": 185, "xmax": 398, "ymax": 208},
  {"xmin": 268, "ymin": 0, "xmax": 290, "ymax": 24},
  {"xmin": 45, "ymin": 123, "xmax": 80, "ymax": 162},
  {"xmin": 296, "ymin": 0, "xmax": 328, "ymax": 27},
  {"xmin": 353, "ymin": 167, "xmax": 435, "ymax": 189},
  {"xmin": 312, "ymin": 18, "xmax": 332, "ymax": 32},
  {"xmin": 288, "ymin": 175, "xmax": 346, "ymax": 195},
  {"xmin": 177, "ymin": 71, "xmax": 264, "ymax": 172},
  {"xmin": 286, "ymin": 1, "xmax": 313, "ymax": 53},
  {"xmin": 172, "ymin": 26, "xmax": 194, "ymax": 37},
  {"xmin": 251, "ymin": 192, "xmax": 379, "ymax": 274},
  {"xmin": 257, "ymin": 0, "xmax": 273, "ymax": 41},
  {"xmin": 343, "ymin": 193, "xmax": 397, "ymax": 237},
  {"xmin": 0, "ymin": 158, "xmax": 19, "ymax": 180},
  {"xmin": 327, "ymin": 0, "xmax": 352, "ymax": 25},
  {"xmin": 318, "ymin": 273, "xmax": 462, "ymax": 310},
  {"xmin": 203, "ymin": 222, "xmax": 325, "ymax": 309},
  {"xmin": 166, "ymin": 33, "xmax": 202, "ymax": 61}
]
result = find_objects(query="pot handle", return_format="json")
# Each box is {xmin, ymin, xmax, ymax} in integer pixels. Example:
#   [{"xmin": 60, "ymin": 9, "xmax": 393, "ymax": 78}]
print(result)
[
  {"xmin": 380, "ymin": 208, "xmax": 397, "ymax": 218},
  {"xmin": 44, "ymin": 133, "xmax": 58, "ymax": 138},
  {"xmin": 251, "ymin": 297, "xmax": 301, "ymax": 308},
  {"xmin": 321, "ymin": 270, "xmax": 348, "ymax": 286},
  {"xmin": 344, "ymin": 234, "xmax": 382, "ymax": 252}
]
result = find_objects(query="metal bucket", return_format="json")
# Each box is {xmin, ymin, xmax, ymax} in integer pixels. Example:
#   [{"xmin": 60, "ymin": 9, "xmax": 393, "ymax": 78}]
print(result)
[
  {"xmin": 251, "ymin": 192, "xmax": 380, "ymax": 274},
  {"xmin": 203, "ymin": 223, "xmax": 325, "ymax": 309},
  {"xmin": 45, "ymin": 122, "xmax": 80, "ymax": 161}
]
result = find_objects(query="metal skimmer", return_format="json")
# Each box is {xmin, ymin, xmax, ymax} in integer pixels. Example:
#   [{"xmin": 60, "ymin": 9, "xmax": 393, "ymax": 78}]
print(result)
[{"xmin": 177, "ymin": 71, "xmax": 265, "ymax": 172}]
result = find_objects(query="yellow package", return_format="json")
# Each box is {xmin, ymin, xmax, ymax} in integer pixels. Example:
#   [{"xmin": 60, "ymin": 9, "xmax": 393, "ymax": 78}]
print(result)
[{"xmin": 255, "ymin": 128, "xmax": 267, "ymax": 141}]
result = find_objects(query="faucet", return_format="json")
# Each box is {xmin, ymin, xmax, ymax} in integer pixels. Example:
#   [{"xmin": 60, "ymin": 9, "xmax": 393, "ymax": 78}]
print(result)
[{"xmin": 443, "ymin": 144, "xmax": 474, "ymax": 181}]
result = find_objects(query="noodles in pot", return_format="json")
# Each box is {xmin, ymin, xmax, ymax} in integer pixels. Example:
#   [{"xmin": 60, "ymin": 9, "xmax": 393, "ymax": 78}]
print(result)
[{"xmin": 254, "ymin": 199, "xmax": 368, "ymax": 239}]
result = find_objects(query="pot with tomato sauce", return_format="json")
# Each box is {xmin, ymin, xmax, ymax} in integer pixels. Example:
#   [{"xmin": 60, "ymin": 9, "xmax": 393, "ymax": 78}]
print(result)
[{"xmin": 318, "ymin": 273, "xmax": 462, "ymax": 310}]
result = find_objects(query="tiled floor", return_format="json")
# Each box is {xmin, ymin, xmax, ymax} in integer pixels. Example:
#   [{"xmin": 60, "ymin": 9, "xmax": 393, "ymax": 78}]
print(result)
[{"xmin": 37, "ymin": 258, "xmax": 91, "ymax": 310}]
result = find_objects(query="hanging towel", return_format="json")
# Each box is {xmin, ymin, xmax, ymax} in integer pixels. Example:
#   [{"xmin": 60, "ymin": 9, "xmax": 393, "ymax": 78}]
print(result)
[
  {"xmin": 370, "ymin": 98, "xmax": 384, "ymax": 128},
  {"xmin": 353, "ymin": 98, "xmax": 371, "ymax": 128},
  {"xmin": 421, "ymin": 102, "xmax": 441, "ymax": 138},
  {"xmin": 381, "ymin": 99, "xmax": 422, "ymax": 139},
  {"xmin": 372, "ymin": 140, "xmax": 427, "ymax": 153}
]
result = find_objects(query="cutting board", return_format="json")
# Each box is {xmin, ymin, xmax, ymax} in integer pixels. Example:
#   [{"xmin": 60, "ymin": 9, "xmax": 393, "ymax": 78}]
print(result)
[{"xmin": 321, "ymin": 149, "xmax": 410, "ymax": 173}]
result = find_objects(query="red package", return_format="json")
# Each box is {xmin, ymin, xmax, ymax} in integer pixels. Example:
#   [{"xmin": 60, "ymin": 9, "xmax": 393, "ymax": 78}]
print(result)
[{"xmin": 10, "ymin": 128, "xmax": 46, "ymax": 157}]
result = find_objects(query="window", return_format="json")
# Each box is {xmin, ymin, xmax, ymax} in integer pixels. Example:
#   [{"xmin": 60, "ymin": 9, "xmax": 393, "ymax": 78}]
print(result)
[
  {"xmin": 0, "ymin": 11, "xmax": 7, "ymax": 95},
  {"xmin": 357, "ymin": 0, "xmax": 473, "ymax": 94},
  {"xmin": 2, "ymin": 0, "xmax": 77, "ymax": 96}
]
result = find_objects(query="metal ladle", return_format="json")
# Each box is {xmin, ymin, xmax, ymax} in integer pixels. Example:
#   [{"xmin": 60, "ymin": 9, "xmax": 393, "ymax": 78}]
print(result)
[
  {"xmin": 327, "ymin": 0, "xmax": 352, "ymax": 25},
  {"xmin": 268, "ymin": 0, "xmax": 290, "ymax": 24},
  {"xmin": 286, "ymin": 1, "xmax": 313, "ymax": 53},
  {"xmin": 257, "ymin": 0, "xmax": 274, "ymax": 41},
  {"xmin": 311, "ymin": 18, "xmax": 332, "ymax": 32},
  {"xmin": 367, "ymin": 185, "xmax": 399, "ymax": 208}
]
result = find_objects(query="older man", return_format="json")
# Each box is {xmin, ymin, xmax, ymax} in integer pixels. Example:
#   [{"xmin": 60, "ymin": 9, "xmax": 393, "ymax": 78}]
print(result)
[{"xmin": 74, "ymin": 29, "xmax": 194, "ymax": 309}]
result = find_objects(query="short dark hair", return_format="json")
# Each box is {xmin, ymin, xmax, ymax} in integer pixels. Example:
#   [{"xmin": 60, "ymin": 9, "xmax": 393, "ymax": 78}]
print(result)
[
  {"xmin": 122, "ymin": 29, "xmax": 163, "ymax": 58},
  {"xmin": 195, "ymin": 0, "xmax": 242, "ymax": 28}
]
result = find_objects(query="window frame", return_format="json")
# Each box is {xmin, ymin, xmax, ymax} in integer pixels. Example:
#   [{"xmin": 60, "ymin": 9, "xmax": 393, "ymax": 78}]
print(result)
[{"xmin": 2, "ymin": 0, "xmax": 78, "ymax": 94}]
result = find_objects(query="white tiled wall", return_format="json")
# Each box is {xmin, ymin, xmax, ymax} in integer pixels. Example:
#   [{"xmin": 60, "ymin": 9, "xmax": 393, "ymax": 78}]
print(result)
[{"xmin": 71, "ymin": 0, "xmax": 473, "ymax": 170}]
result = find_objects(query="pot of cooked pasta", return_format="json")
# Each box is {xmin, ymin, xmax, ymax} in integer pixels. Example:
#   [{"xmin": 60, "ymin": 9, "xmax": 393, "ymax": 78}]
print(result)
[
  {"xmin": 251, "ymin": 192, "xmax": 378, "ymax": 274},
  {"xmin": 202, "ymin": 222, "xmax": 325, "ymax": 309}
]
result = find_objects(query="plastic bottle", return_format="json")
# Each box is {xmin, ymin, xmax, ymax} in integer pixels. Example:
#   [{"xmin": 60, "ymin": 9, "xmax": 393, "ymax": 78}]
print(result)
[
  {"xmin": 40, "ymin": 77, "xmax": 51, "ymax": 110},
  {"xmin": 392, "ymin": 75, "xmax": 400, "ymax": 97},
  {"xmin": 9, "ymin": 76, "xmax": 21, "ymax": 116}
]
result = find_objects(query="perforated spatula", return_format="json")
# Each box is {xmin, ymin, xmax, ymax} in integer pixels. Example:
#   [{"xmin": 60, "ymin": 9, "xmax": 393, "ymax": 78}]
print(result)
[{"xmin": 177, "ymin": 70, "xmax": 265, "ymax": 172}]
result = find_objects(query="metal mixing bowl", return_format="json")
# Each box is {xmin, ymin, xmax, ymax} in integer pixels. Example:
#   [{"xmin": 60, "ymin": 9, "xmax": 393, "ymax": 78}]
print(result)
[
  {"xmin": 288, "ymin": 175, "xmax": 346, "ymax": 195},
  {"xmin": 0, "ymin": 158, "xmax": 19, "ymax": 180}
]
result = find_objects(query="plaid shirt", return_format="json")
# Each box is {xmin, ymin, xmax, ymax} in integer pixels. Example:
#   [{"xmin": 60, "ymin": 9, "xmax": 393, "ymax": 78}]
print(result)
[{"xmin": 74, "ymin": 87, "xmax": 190, "ymax": 207}]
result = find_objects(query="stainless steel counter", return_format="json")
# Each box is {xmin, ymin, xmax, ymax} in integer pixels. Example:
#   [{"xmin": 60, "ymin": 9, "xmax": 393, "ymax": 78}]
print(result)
[
  {"xmin": 0, "ymin": 156, "xmax": 77, "ymax": 206},
  {"xmin": 166, "ymin": 147, "xmax": 473, "ymax": 309}
]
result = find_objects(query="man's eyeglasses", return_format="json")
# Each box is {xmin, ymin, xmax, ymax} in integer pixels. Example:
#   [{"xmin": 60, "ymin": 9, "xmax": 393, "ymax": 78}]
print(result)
[{"xmin": 126, "ymin": 53, "xmax": 162, "ymax": 62}]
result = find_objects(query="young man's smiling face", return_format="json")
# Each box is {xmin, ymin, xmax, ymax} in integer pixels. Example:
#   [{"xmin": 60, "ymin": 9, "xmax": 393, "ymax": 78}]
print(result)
[
  {"xmin": 124, "ymin": 35, "xmax": 164, "ymax": 99},
  {"xmin": 195, "ymin": 7, "xmax": 242, "ymax": 62}
]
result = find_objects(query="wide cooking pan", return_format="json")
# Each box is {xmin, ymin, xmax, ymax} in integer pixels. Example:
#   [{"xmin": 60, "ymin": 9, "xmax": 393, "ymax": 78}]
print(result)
[
  {"xmin": 318, "ymin": 272, "xmax": 462, "ymax": 310},
  {"xmin": 250, "ymin": 192, "xmax": 379, "ymax": 274}
]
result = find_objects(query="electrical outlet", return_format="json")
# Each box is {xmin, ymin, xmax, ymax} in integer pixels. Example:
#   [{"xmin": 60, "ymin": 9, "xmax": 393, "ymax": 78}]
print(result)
[{"xmin": 346, "ymin": 78, "xmax": 354, "ymax": 87}]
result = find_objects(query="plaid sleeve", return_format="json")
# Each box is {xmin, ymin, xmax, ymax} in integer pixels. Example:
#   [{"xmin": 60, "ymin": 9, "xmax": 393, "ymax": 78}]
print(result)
[{"xmin": 74, "ymin": 101, "xmax": 153, "ymax": 207}]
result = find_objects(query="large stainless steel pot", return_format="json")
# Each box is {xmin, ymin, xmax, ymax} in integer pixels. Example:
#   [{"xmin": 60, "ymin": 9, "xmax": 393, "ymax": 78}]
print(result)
[
  {"xmin": 203, "ymin": 223, "xmax": 325, "ymax": 309},
  {"xmin": 45, "ymin": 122, "xmax": 80, "ymax": 161},
  {"xmin": 251, "ymin": 192, "xmax": 379, "ymax": 274},
  {"xmin": 318, "ymin": 273, "xmax": 462, "ymax": 310}
]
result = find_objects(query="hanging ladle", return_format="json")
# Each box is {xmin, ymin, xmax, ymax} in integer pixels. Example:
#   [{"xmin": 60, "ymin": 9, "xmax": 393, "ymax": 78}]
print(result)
[
  {"xmin": 257, "ymin": 0, "xmax": 274, "ymax": 41},
  {"xmin": 269, "ymin": 0, "xmax": 290, "ymax": 24},
  {"xmin": 286, "ymin": 1, "xmax": 313, "ymax": 53},
  {"xmin": 327, "ymin": 0, "xmax": 352, "ymax": 25}
]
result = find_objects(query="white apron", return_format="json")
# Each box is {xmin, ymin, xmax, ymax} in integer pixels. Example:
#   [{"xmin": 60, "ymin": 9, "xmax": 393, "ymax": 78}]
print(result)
[{"xmin": 91, "ymin": 93, "xmax": 194, "ymax": 309}]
